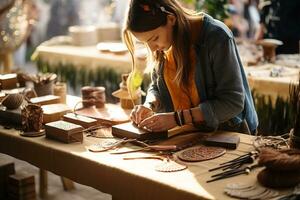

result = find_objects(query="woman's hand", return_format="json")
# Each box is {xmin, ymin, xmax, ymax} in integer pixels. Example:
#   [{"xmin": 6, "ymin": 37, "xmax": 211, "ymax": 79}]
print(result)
[
  {"xmin": 138, "ymin": 113, "xmax": 177, "ymax": 132},
  {"xmin": 130, "ymin": 105, "xmax": 153, "ymax": 124}
]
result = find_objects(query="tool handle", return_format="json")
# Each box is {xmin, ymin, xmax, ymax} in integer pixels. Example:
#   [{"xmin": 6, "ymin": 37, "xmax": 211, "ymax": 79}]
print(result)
[{"xmin": 148, "ymin": 145, "xmax": 177, "ymax": 151}]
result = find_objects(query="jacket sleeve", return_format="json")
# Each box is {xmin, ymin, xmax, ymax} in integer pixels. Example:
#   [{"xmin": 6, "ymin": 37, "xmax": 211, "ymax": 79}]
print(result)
[{"xmin": 199, "ymin": 35, "xmax": 245, "ymax": 129}]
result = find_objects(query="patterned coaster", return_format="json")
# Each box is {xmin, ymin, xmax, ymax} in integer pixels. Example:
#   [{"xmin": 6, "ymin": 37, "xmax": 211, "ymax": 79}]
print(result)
[
  {"xmin": 226, "ymin": 183, "xmax": 254, "ymax": 191},
  {"xmin": 224, "ymin": 183, "xmax": 279, "ymax": 199},
  {"xmin": 20, "ymin": 129, "xmax": 45, "ymax": 137},
  {"xmin": 155, "ymin": 161, "xmax": 187, "ymax": 172},
  {"xmin": 87, "ymin": 139, "xmax": 121, "ymax": 152},
  {"xmin": 177, "ymin": 145, "xmax": 226, "ymax": 162}
]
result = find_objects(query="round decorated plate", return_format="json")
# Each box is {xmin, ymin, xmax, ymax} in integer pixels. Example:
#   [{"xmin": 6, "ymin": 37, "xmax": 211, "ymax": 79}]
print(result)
[
  {"xmin": 20, "ymin": 129, "xmax": 45, "ymax": 137},
  {"xmin": 178, "ymin": 145, "xmax": 226, "ymax": 162}
]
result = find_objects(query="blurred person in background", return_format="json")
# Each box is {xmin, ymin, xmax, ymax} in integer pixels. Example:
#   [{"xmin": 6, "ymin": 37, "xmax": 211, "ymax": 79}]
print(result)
[
  {"xmin": 46, "ymin": 0, "xmax": 80, "ymax": 39},
  {"xmin": 244, "ymin": 0, "xmax": 260, "ymax": 39},
  {"xmin": 255, "ymin": 0, "xmax": 300, "ymax": 54},
  {"xmin": 13, "ymin": 0, "xmax": 39, "ymax": 68},
  {"xmin": 226, "ymin": 0, "xmax": 249, "ymax": 38}
]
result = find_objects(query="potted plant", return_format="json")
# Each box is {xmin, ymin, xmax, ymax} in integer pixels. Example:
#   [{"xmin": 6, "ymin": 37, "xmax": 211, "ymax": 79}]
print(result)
[
  {"xmin": 24, "ymin": 73, "xmax": 57, "ymax": 97},
  {"xmin": 289, "ymin": 73, "xmax": 300, "ymax": 148}
]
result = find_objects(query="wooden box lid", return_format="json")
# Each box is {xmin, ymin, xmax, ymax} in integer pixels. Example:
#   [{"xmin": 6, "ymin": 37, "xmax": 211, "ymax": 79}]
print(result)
[
  {"xmin": 63, "ymin": 113, "xmax": 98, "ymax": 128},
  {"xmin": 42, "ymin": 104, "xmax": 71, "ymax": 123},
  {"xmin": 45, "ymin": 120, "xmax": 84, "ymax": 143},
  {"xmin": 30, "ymin": 95, "xmax": 60, "ymax": 106}
]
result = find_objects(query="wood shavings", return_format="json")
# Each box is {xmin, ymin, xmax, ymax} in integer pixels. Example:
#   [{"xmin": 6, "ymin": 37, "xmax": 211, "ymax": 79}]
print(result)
[{"xmin": 253, "ymin": 135, "xmax": 290, "ymax": 150}]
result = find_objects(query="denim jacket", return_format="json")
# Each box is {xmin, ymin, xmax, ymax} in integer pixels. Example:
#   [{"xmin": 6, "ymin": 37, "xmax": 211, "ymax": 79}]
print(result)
[{"xmin": 145, "ymin": 14, "xmax": 258, "ymax": 134}]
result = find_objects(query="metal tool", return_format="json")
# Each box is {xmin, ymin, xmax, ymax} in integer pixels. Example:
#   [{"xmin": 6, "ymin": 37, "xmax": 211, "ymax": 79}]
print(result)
[
  {"xmin": 110, "ymin": 144, "xmax": 177, "ymax": 154},
  {"xmin": 209, "ymin": 155, "xmax": 256, "ymax": 172},
  {"xmin": 208, "ymin": 151, "xmax": 258, "ymax": 172},
  {"xmin": 207, "ymin": 164, "xmax": 261, "ymax": 183}
]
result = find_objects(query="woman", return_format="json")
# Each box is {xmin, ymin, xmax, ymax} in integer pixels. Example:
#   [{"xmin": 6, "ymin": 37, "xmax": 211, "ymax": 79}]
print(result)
[{"xmin": 123, "ymin": 0, "xmax": 258, "ymax": 134}]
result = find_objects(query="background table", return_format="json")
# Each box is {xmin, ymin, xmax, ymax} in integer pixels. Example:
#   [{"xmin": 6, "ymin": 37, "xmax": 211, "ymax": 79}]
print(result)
[
  {"xmin": 35, "ymin": 43, "xmax": 300, "ymax": 134},
  {"xmin": 36, "ymin": 45, "xmax": 133, "ymax": 73},
  {"xmin": 36, "ymin": 44, "xmax": 299, "ymax": 101}
]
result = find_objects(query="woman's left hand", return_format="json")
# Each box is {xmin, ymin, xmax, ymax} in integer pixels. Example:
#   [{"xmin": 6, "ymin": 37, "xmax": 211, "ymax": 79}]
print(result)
[{"xmin": 138, "ymin": 112, "xmax": 177, "ymax": 132}]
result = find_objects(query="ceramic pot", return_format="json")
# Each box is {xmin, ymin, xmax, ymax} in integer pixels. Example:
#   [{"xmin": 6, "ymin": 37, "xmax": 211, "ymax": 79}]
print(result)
[
  {"xmin": 34, "ymin": 80, "xmax": 55, "ymax": 97},
  {"xmin": 1, "ymin": 93, "xmax": 23, "ymax": 109}
]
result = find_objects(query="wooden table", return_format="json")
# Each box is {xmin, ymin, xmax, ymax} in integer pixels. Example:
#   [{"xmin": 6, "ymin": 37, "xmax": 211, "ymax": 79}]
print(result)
[
  {"xmin": 0, "ymin": 117, "xmax": 292, "ymax": 200},
  {"xmin": 245, "ymin": 64, "xmax": 299, "ymax": 102},
  {"xmin": 35, "ymin": 45, "xmax": 135, "ymax": 74}
]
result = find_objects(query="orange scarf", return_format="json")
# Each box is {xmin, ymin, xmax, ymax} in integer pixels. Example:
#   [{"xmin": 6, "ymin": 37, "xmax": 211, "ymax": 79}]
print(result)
[{"xmin": 163, "ymin": 47, "xmax": 200, "ymax": 110}]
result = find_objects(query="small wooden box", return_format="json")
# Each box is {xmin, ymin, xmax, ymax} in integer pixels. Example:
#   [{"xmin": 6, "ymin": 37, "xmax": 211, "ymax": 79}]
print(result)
[
  {"xmin": 8, "ymin": 192, "xmax": 36, "ymax": 200},
  {"xmin": 8, "ymin": 173, "xmax": 36, "ymax": 200},
  {"xmin": 0, "ymin": 161, "xmax": 15, "ymax": 199},
  {"xmin": 204, "ymin": 132, "xmax": 240, "ymax": 149},
  {"xmin": 63, "ymin": 113, "xmax": 98, "ymax": 128},
  {"xmin": 112, "ymin": 122, "xmax": 167, "ymax": 140},
  {"xmin": 45, "ymin": 120, "xmax": 84, "ymax": 143},
  {"xmin": 30, "ymin": 95, "xmax": 60, "ymax": 106},
  {"xmin": 8, "ymin": 182, "xmax": 36, "ymax": 195},
  {"xmin": 8, "ymin": 173, "xmax": 35, "ymax": 187},
  {"xmin": 42, "ymin": 104, "xmax": 71, "ymax": 123},
  {"xmin": 0, "ymin": 107, "xmax": 22, "ymax": 127},
  {"xmin": 0, "ymin": 74, "xmax": 18, "ymax": 89}
]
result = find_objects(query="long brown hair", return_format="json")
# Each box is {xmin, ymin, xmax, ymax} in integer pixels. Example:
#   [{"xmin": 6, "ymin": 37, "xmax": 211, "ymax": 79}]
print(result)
[{"xmin": 123, "ymin": 0, "xmax": 197, "ymax": 88}]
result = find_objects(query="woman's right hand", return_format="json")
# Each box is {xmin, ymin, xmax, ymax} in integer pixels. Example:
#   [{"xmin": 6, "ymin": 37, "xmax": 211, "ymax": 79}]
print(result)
[{"xmin": 130, "ymin": 105, "xmax": 154, "ymax": 125}]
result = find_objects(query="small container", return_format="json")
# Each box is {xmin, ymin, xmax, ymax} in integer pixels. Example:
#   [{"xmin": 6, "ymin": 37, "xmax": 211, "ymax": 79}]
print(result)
[
  {"xmin": 54, "ymin": 82, "xmax": 67, "ymax": 103},
  {"xmin": 81, "ymin": 86, "xmax": 96, "ymax": 107},
  {"xmin": 34, "ymin": 80, "xmax": 55, "ymax": 97},
  {"xmin": 93, "ymin": 87, "xmax": 106, "ymax": 108}
]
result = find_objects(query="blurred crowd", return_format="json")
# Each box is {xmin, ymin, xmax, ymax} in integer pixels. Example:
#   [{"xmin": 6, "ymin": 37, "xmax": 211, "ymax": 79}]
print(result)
[
  {"xmin": 7, "ymin": 0, "xmax": 300, "ymax": 68},
  {"xmin": 13, "ymin": 0, "xmax": 126, "ymax": 67},
  {"xmin": 226, "ymin": 0, "xmax": 300, "ymax": 54}
]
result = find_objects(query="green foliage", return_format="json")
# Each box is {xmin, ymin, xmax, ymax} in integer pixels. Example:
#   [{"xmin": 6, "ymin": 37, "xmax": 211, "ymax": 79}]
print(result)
[
  {"xmin": 36, "ymin": 59, "xmax": 122, "ymax": 103},
  {"xmin": 253, "ymin": 90, "xmax": 293, "ymax": 136},
  {"xmin": 289, "ymin": 76, "xmax": 300, "ymax": 136},
  {"xmin": 180, "ymin": 0, "xmax": 228, "ymax": 21},
  {"xmin": 197, "ymin": 0, "xmax": 228, "ymax": 21}
]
